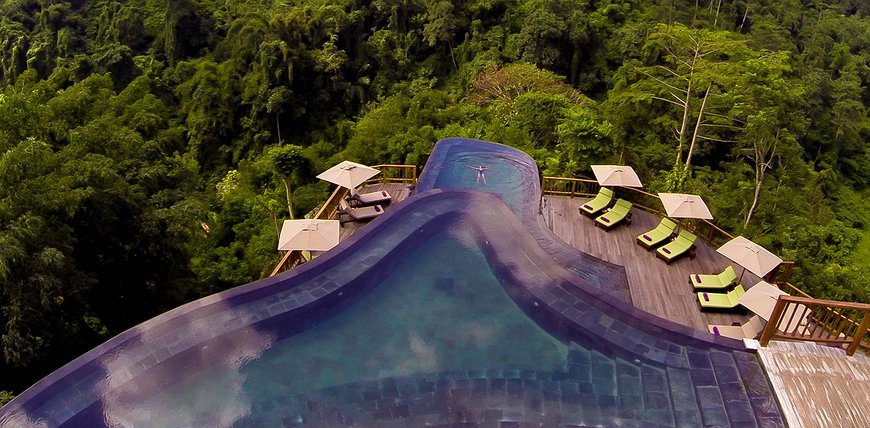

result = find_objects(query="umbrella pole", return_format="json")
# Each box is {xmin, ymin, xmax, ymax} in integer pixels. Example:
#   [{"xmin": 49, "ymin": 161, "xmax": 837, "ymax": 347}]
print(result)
[{"xmin": 738, "ymin": 267, "xmax": 747, "ymax": 284}]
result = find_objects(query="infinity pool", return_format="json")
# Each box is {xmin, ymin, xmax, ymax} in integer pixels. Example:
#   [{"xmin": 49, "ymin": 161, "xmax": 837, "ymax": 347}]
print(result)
[{"xmin": 0, "ymin": 138, "xmax": 783, "ymax": 427}]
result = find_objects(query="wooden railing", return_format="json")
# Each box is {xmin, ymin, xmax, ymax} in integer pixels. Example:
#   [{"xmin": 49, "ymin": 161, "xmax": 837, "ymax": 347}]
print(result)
[
  {"xmin": 760, "ymin": 296, "xmax": 870, "ymax": 356},
  {"xmin": 269, "ymin": 164, "xmax": 417, "ymax": 277},
  {"xmin": 541, "ymin": 176, "xmax": 599, "ymax": 197},
  {"xmin": 365, "ymin": 164, "xmax": 418, "ymax": 184}
]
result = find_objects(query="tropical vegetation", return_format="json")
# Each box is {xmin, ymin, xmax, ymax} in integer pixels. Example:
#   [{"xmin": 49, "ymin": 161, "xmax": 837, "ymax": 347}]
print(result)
[{"xmin": 1, "ymin": 0, "xmax": 868, "ymax": 396}]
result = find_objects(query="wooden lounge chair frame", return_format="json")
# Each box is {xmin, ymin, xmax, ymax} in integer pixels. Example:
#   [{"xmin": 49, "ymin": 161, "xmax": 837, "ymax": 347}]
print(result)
[
  {"xmin": 338, "ymin": 200, "xmax": 385, "ymax": 223},
  {"xmin": 594, "ymin": 198, "xmax": 633, "ymax": 229},
  {"xmin": 697, "ymin": 285, "xmax": 746, "ymax": 311},
  {"xmin": 636, "ymin": 217, "xmax": 677, "ymax": 250},
  {"xmin": 348, "ymin": 190, "xmax": 392, "ymax": 207},
  {"xmin": 656, "ymin": 230, "xmax": 697, "ymax": 264},
  {"xmin": 579, "ymin": 188, "xmax": 614, "ymax": 217},
  {"xmin": 690, "ymin": 266, "xmax": 738, "ymax": 290}
]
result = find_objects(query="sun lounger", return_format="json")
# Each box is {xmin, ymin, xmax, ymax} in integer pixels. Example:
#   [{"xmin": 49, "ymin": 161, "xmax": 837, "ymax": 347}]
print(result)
[
  {"xmin": 697, "ymin": 285, "xmax": 746, "ymax": 310},
  {"xmin": 594, "ymin": 199, "xmax": 632, "ymax": 229},
  {"xmin": 690, "ymin": 266, "xmax": 737, "ymax": 290},
  {"xmin": 579, "ymin": 187, "xmax": 614, "ymax": 216},
  {"xmin": 348, "ymin": 190, "xmax": 392, "ymax": 207},
  {"xmin": 339, "ymin": 200, "xmax": 385, "ymax": 222},
  {"xmin": 636, "ymin": 217, "xmax": 677, "ymax": 249},
  {"xmin": 655, "ymin": 230, "xmax": 697, "ymax": 264},
  {"xmin": 708, "ymin": 315, "xmax": 765, "ymax": 339}
]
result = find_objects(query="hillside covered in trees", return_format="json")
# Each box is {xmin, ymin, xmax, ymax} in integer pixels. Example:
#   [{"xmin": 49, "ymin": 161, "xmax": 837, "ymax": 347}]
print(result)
[{"xmin": 1, "ymin": 0, "xmax": 868, "ymax": 397}]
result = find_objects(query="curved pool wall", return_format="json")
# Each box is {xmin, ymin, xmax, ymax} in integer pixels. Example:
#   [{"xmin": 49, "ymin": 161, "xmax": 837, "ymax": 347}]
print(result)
[
  {"xmin": 0, "ymin": 139, "xmax": 784, "ymax": 427},
  {"xmin": 418, "ymin": 137, "xmax": 636, "ymax": 303}
]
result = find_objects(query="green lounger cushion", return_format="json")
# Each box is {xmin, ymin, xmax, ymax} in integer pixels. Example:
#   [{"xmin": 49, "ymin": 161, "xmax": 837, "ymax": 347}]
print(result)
[
  {"xmin": 636, "ymin": 218, "xmax": 678, "ymax": 249},
  {"xmin": 690, "ymin": 266, "xmax": 738, "ymax": 290},
  {"xmin": 579, "ymin": 188, "xmax": 614, "ymax": 216},
  {"xmin": 595, "ymin": 199, "xmax": 633, "ymax": 229},
  {"xmin": 697, "ymin": 285, "xmax": 746, "ymax": 310},
  {"xmin": 656, "ymin": 230, "xmax": 697, "ymax": 263}
]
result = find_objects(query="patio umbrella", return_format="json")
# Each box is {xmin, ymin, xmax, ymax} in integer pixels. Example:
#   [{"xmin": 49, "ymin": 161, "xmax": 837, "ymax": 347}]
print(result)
[
  {"xmin": 316, "ymin": 161, "xmax": 380, "ymax": 195},
  {"xmin": 739, "ymin": 280, "xmax": 808, "ymax": 333},
  {"xmin": 738, "ymin": 281, "xmax": 788, "ymax": 320},
  {"xmin": 657, "ymin": 193, "xmax": 714, "ymax": 220},
  {"xmin": 590, "ymin": 165, "xmax": 643, "ymax": 188},
  {"xmin": 277, "ymin": 219, "xmax": 340, "ymax": 251},
  {"xmin": 717, "ymin": 235, "xmax": 783, "ymax": 280}
]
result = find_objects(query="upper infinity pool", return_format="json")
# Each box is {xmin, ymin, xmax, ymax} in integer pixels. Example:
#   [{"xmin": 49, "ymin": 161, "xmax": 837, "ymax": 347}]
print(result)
[{"xmin": 0, "ymin": 138, "xmax": 783, "ymax": 427}]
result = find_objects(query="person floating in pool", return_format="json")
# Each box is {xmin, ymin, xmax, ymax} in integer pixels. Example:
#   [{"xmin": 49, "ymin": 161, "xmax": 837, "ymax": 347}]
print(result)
[{"xmin": 466, "ymin": 164, "xmax": 489, "ymax": 185}]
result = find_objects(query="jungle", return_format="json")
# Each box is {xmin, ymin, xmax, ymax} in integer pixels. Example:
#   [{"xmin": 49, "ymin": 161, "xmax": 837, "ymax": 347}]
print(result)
[{"xmin": 0, "ymin": 0, "xmax": 868, "ymax": 398}]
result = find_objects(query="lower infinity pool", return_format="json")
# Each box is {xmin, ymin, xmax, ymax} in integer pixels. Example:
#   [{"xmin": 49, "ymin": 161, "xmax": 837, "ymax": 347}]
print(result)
[{"xmin": 131, "ymin": 225, "xmax": 674, "ymax": 427}]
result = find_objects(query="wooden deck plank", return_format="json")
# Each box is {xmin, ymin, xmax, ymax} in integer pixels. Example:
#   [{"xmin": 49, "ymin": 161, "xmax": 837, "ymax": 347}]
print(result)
[
  {"xmin": 542, "ymin": 195, "xmax": 761, "ymax": 332},
  {"xmin": 757, "ymin": 341, "xmax": 870, "ymax": 428}
]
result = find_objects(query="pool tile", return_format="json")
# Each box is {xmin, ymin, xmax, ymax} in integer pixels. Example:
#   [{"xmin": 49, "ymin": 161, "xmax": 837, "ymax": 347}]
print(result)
[
  {"xmin": 643, "ymin": 391, "xmax": 670, "ymax": 410},
  {"xmin": 699, "ymin": 404, "xmax": 730, "ymax": 427},
  {"xmin": 713, "ymin": 363, "xmax": 741, "ymax": 384},
  {"xmin": 726, "ymin": 399, "xmax": 758, "ymax": 424},
  {"xmin": 673, "ymin": 408, "xmax": 704, "ymax": 427},
  {"xmin": 690, "ymin": 368, "xmax": 717, "ymax": 386},
  {"xmin": 687, "ymin": 350, "xmax": 713, "ymax": 369}
]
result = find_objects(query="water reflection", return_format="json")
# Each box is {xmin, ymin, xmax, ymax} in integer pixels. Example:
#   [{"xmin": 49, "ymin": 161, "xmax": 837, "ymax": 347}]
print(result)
[
  {"xmin": 97, "ymin": 305, "xmax": 275, "ymax": 427},
  {"xmin": 0, "ymin": 409, "xmax": 47, "ymax": 428}
]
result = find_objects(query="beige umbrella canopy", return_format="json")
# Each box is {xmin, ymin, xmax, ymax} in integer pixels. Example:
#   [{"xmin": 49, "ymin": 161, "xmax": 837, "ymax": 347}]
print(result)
[
  {"xmin": 657, "ymin": 193, "xmax": 714, "ymax": 220},
  {"xmin": 316, "ymin": 161, "xmax": 380, "ymax": 194},
  {"xmin": 739, "ymin": 280, "xmax": 806, "ymax": 331},
  {"xmin": 278, "ymin": 219, "xmax": 340, "ymax": 251},
  {"xmin": 738, "ymin": 280, "xmax": 788, "ymax": 321},
  {"xmin": 717, "ymin": 235, "xmax": 783, "ymax": 278},
  {"xmin": 590, "ymin": 165, "xmax": 643, "ymax": 188}
]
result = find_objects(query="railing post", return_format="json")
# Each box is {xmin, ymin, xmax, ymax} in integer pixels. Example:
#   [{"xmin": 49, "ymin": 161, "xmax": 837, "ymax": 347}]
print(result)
[
  {"xmin": 846, "ymin": 311, "xmax": 870, "ymax": 356},
  {"xmin": 759, "ymin": 297, "xmax": 788, "ymax": 346}
]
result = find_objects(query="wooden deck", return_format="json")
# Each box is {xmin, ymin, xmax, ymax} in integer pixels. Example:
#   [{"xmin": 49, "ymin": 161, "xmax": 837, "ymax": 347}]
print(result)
[
  {"xmin": 757, "ymin": 341, "xmax": 870, "ymax": 428},
  {"xmin": 334, "ymin": 183, "xmax": 415, "ymax": 242},
  {"xmin": 542, "ymin": 195, "xmax": 762, "ymax": 332}
]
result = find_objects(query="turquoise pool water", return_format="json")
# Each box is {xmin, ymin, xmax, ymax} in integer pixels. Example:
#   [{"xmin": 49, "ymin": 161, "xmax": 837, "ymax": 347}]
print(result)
[
  {"xmin": 432, "ymin": 152, "xmax": 528, "ymax": 212},
  {"xmin": 245, "ymin": 226, "xmax": 568, "ymax": 391},
  {"xmin": 127, "ymin": 225, "xmax": 571, "ymax": 426}
]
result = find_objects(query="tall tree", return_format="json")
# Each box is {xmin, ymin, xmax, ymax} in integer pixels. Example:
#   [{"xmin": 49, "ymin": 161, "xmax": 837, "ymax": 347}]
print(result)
[
  {"xmin": 270, "ymin": 144, "xmax": 309, "ymax": 219},
  {"xmin": 609, "ymin": 23, "xmax": 765, "ymax": 189}
]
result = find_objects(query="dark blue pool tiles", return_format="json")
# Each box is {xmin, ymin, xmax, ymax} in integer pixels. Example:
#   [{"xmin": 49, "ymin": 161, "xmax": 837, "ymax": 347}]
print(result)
[{"xmin": 233, "ymin": 348, "xmax": 776, "ymax": 428}]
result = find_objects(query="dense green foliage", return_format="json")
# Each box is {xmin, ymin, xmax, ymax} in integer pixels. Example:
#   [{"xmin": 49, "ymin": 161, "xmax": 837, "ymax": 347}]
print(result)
[{"xmin": 0, "ymin": 0, "xmax": 867, "ymax": 394}]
